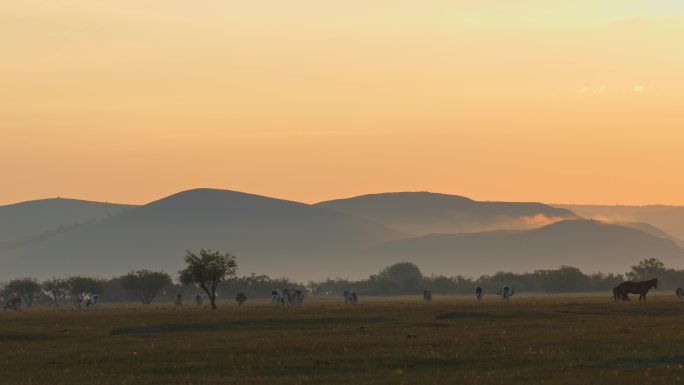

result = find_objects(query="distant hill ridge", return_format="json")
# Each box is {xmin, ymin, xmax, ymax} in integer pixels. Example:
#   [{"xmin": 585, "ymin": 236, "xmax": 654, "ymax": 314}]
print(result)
[
  {"xmin": 0, "ymin": 197, "xmax": 135, "ymax": 244},
  {"xmin": 0, "ymin": 189, "xmax": 683, "ymax": 281},
  {"xmin": 317, "ymin": 192, "xmax": 578, "ymax": 235}
]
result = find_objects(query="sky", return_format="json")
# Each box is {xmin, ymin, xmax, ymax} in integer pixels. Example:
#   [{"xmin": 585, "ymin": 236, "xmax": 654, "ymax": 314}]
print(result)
[{"xmin": 1, "ymin": 1, "xmax": 683, "ymax": 206}]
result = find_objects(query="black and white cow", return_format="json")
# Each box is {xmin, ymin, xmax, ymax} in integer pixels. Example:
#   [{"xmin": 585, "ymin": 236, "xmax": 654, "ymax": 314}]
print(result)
[
  {"xmin": 475, "ymin": 287, "xmax": 483, "ymax": 303},
  {"xmin": 497, "ymin": 286, "xmax": 514, "ymax": 302}
]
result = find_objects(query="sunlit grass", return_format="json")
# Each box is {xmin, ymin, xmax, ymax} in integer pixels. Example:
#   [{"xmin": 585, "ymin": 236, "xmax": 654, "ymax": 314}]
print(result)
[{"xmin": 2, "ymin": 294, "xmax": 684, "ymax": 384}]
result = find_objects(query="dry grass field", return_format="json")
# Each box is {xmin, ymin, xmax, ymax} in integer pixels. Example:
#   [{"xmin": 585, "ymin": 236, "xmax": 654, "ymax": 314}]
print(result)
[{"xmin": 2, "ymin": 294, "xmax": 684, "ymax": 385}]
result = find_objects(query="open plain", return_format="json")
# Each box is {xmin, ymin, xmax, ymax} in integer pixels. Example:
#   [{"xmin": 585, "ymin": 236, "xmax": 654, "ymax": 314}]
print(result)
[{"xmin": 2, "ymin": 294, "xmax": 684, "ymax": 385}]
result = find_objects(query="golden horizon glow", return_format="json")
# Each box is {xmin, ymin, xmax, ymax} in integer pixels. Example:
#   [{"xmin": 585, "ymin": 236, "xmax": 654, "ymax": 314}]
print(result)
[{"xmin": 2, "ymin": 1, "xmax": 683, "ymax": 206}]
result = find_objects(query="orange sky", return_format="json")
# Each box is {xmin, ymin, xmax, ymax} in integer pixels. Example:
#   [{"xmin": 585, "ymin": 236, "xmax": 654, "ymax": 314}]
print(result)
[{"xmin": 1, "ymin": 1, "xmax": 683, "ymax": 206}]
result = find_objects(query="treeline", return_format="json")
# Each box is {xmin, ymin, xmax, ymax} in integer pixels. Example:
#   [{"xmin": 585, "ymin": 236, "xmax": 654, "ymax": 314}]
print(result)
[
  {"xmin": 0, "ymin": 272, "xmax": 303, "ymax": 307},
  {"xmin": 310, "ymin": 258, "xmax": 684, "ymax": 296},
  {"xmin": 2, "ymin": 256, "xmax": 682, "ymax": 307}
]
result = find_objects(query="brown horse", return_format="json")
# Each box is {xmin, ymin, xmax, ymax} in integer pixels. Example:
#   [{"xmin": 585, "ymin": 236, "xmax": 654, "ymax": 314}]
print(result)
[{"xmin": 614, "ymin": 279, "xmax": 657, "ymax": 302}]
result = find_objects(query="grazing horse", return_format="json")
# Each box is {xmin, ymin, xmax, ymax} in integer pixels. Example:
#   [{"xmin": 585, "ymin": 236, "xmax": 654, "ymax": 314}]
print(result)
[
  {"xmin": 195, "ymin": 294, "xmax": 203, "ymax": 305},
  {"xmin": 677, "ymin": 288, "xmax": 684, "ymax": 301},
  {"xmin": 475, "ymin": 287, "xmax": 483, "ymax": 303},
  {"xmin": 174, "ymin": 294, "xmax": 183, "ymax": 308},
  {"xmin": 614, "ymin": 279, "xmax": 657, "ymax": 302},
  {"xmin": 235, "ymin": 292, "xmax": 247, "ymax": 306},
  {"xmin": 497, "ymin": 286, "xmax": 514, "ymax": 302},
  {"xmin": 3, "ymin": 297, "xmax": 21, "ymax": 311},
  {"xmin": 423, "ymin": 290, "xmax": 432, "ymax": 304}
]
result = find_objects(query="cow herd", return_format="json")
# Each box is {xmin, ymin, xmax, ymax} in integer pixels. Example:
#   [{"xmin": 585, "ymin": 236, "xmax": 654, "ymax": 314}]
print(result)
[
  {"xmin": 5, "ymin": 279, "xmax": 684, "ymax": 311},
  {"xmin": 271, "ymin": 289, "xmax": 305, "ymax": 306}
]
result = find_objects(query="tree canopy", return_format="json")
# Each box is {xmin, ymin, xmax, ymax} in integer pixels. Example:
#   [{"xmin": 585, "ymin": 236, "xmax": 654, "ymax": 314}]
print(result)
[
  {"xmin": 4, "ymin": 278, "xmax": 41, "ymax": 307},
  {"xmin": 42, "ymin": 277, "xmax": 69, "ymax": 306},
  {"xmin": 66, "ymin": 276, "xmax": 105, "ymax": 302},
  {"xmin": 117, "ymin": 270, "xmax": 172, "ymax": 304},
  {"xmin": 179, "ymin": 249, "xmax": 238, "ymax": 309}
]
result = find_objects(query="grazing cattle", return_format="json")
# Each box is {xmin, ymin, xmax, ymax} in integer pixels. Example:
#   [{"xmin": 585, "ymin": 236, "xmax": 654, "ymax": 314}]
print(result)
[
  {"xmin": 195, "ymin": 294, "xmax": 203, "ymax": 305},
  {"xmin": 272, "ymin": 290, "xmax": 283, "ymax": 305},
  {"xmin": 423, "ymin": 290, "xmax": 432, "ymax": 303},
  {"xmin": 497, "ymin": 286, "xmax": 514, "ymax": 302},
  {"xmin": 475, "ymin": 287, "xmax": 483, "ymax": 303},
  {"xmin": 677, "ymin": 288, "xmax": 684, "ymax": 301},
  {"xmin": 349, "ymin": 291, "xmax": 358, "ymax": 305},
  {"xmin": 235, "ymin": 292, "xmax": 247, "ymax": 306},
  {"xmin": 174, "ymin": 294, "xmax": 183, "ymax": 308},
  {"xmin": 343, "ymin": 290, "xmax": 358, "ymax": 305},
  {"xmin": 86, "ymin": 294, "xmax": 99, "ymax": 309},
  {"xmin": 280, "ymin": 289, "xmax": 303, "ymax": 306},
  {"xmin": 290, "ymin": 290, "xmax": 304, "ymax": 305},
  {"xmin": 614, "ymin": 279, "xmax": 657, "ymax": 302},
  {"xmin": 3, "ymin": 297, "xmax": 21, "ymax": 311},
  {"xmin": 343, "ymin": 290, "xmax": 351, "ymax": 304}
]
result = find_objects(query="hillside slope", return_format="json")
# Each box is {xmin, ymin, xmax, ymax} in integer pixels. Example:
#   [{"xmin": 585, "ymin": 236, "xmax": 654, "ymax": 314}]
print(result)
[
  {"xmin": 318, "ymin": 192, "xmax": 578, "ymax": 235},
  {"xmin": 367, "ymin": 220, "xmax": 684, "ymax": 277}
]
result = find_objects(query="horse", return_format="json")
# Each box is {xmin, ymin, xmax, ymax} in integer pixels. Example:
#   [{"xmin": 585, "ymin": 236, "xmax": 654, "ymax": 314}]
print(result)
[
  {"xmin": 614, "ymin": 279, "xmax": 657, "ymax": 302},
  {"xmin": 235, "ymin": 292, "xmax": 247, "ymax": 306},
  {"xmin": 475, "ymin": 287, "xmax": 483, "ymax": 303},
  {"xmin": 174, "ymin": 294, "xmax": 183, "ymax": 308},
  {"xmin": 195, "ymin": 294, "xmax": 203, "ymax": 305},
  {"xmin": 677, "ymin": 288, "xmax": 684, "ymax": 301},
  {"xmin": 423, "ymin": 290, "xmax": 432, "ymax": 303}
]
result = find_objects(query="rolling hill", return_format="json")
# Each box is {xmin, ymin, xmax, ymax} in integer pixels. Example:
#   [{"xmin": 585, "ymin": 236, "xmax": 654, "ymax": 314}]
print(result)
[
  {"xmin": 554, "ymin": 204, "xmax": 684, "ymax": 241},
  {"xmin": 317, "ymin": 192, "xmax": 578, "ymax": 236},
  {"xmin": 366, "ymin": 219, "xmax": 684, "ymax": 277},
  {"xmin": 0, "ymin": 189, "xmax": 400, "ymax": 281},
  {"xmin": 2, "ymin": 190, "xmax": 683, "ymax": 281},
  {"xmin": 0, "ymin": 198, "xmax": 135, "ymax": 245}
]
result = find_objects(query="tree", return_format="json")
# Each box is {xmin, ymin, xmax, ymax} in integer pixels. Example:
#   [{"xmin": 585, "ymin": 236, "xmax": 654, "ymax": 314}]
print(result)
[
  {"xmin": 66, "ymin": 276, "xmax": 105, "ymax": 304},
  {"xmin": 178, "ymin": 249, "xmax": 238, "ymax": 309},
  {"xmin": 42, "ymin": 277, "xmax": 69, "ymax": 306},
  {"xmin": 5, "ymin": 278, "xmax": 41, "ymax": 307},
  {"xmin": 377, "ymin": 263, "xmax": 424, "ymax": 293},
  {"xmin": 627, "ymin": 258, "xmax": 666, "ymax": 281},
  {"xmin": 117, "ymin": 270, "xmax": 172, "ymax": 304}
]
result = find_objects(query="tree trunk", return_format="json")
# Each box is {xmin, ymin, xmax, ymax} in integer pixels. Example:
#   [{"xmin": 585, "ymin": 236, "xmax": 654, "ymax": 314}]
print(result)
[{"xmin": 210, "ymin": 292, "xmax": 217, "ymax": 310}]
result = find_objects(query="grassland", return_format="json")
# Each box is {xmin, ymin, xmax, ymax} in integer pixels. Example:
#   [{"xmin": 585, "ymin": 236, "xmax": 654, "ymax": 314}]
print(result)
[{"xmin": 2, "ymin": 294, "xmax": 684, "ymax": 384}]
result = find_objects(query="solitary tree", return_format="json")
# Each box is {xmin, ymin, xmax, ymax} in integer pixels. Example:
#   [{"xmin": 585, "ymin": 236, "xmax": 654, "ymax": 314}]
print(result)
[
  {"xmin": 42, "ymin": 277, "xmax": 69, "ymax": 306},
  {"xmin": 5, "ymin": 278, "xmax": 41, "ymax": 307},
  {"xmin": 377, "ymin": 262, "xmax": 424, "ymax": 293},
  {"xmin": 179, "ymin": 249, "xmax": 238, "ymax": 309},
  {"xmin": 66, "ymin": 276, "xmax": 105, "ymax": 304},
  {"xmin": 117, "ymin": 270, "xmax": 172, "ymax": 304}
]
